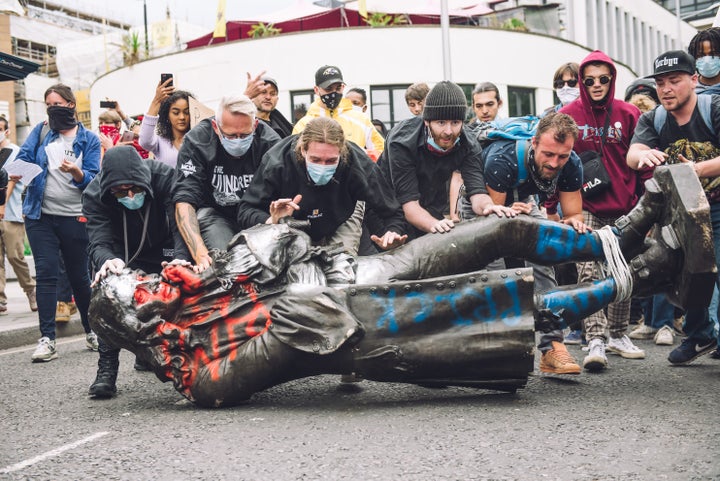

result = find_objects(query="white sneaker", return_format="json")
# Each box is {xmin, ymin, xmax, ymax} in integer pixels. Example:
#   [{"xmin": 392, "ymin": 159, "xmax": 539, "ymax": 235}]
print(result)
[
  {"xmin": 583, "ymin": 338, "xmax": 608, "ymax": 371},
  {"xmin": 86, "ymin": 332, "xmax": 99, "ymax": 351},
  {"xmin": 654, "ymin": 325, "xmax": 675, "ymax": 346},
  {"xmin": 607, "ymin": 335, "xmax": 646, "ymax": 359},
  {"xmin": 628, "ymin": 324, "xmax": 657, "ymax": 340},
  {"xmin": 31, "ymin": 337, "xmax": 58, "ymax": 362}
]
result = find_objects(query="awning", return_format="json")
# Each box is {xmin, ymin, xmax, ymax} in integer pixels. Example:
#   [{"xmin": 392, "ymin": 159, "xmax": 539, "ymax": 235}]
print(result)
[{"xmin": 0, "ymin": 52, "xmax": 40, "ymax": 81}]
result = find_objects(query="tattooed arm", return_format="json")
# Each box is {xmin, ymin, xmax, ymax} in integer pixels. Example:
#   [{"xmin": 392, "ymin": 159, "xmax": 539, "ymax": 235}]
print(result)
[{"xmin": 175, "ymin": 202, "xmax": 212, "ymax": 272}]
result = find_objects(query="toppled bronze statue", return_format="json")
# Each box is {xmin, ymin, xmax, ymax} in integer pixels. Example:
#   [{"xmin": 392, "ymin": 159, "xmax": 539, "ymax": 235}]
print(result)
[{"xmin": 90, "ymin": 164, "xmax": 715, "ymax": 407}]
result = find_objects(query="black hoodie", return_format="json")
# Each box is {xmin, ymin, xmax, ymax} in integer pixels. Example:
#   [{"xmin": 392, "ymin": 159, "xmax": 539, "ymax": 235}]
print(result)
[{"xmin": 82, "ymin": 146, "xmax": 190, "ymax": 273}]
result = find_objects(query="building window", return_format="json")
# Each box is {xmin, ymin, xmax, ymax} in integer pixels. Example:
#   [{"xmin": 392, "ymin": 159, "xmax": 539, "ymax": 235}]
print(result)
[
  {"xmin": 290, "ymin": 90, "xmax": 314, "ymax": 124},
  {"xmin": 507, "ymin": 86, "xmax": 536, "ymax": 116},
  {"xmin": 370, "ymin": 85, "xmax": 417, "ymax": 129}
]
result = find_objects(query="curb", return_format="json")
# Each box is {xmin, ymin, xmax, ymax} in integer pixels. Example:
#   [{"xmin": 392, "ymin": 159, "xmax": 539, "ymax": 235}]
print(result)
[{"xmin": 0, "ymin": 318, "xmax": 86, "ymax": 351}]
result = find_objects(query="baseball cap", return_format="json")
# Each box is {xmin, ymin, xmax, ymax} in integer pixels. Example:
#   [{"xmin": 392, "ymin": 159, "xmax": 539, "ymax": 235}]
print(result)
[
  {"xmin": 261, "ymin": 76, "xmax": 278, "ymax": 91},
  {"xmin": 315, "ymin": 65, "xmax": 344, "ymax": 89},
  {"xmin": 646, "ymin": 50, "xmax": 696, "ymax": 78}
]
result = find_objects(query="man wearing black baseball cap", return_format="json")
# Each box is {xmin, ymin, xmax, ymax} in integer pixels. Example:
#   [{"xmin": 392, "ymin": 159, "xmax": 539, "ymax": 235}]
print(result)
[
  {"xmin": 628, "ymin": 49, "xmax": 720, "ymax": 365},
  {"xmin": 293, "ymin": 65, "xmax": 384, "ymax": 157}
]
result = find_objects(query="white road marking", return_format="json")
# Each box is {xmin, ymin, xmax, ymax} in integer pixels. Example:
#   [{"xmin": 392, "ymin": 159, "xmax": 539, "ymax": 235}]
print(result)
[{"xmin": 0, "ymin": 431, "xmax": 109, "ymax": 474}]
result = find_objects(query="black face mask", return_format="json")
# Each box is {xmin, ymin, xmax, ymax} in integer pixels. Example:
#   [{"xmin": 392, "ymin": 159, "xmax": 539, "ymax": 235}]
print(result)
[
  {"xmin": 47, "ymin": 105, "xmax": 77, "ymax": 131},
  {"xmin": 320, "ymin": 91, "xmax": 342, "ymax": 110}
]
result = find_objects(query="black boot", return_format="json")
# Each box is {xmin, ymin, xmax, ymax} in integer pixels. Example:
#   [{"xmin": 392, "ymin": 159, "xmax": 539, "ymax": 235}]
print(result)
[{"xmin": 89, "ymin": 339, "xmax": 119, "ymax": 398}]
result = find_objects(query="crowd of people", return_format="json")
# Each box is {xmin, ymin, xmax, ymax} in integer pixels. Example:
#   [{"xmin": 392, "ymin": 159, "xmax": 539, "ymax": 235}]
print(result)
[{"xmin": 2, "ymin": 26, "xmax": 720, "ymax": 400}]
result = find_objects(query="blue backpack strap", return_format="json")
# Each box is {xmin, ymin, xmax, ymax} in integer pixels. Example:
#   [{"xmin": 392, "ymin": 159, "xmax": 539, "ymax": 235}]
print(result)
[
  {"xmin": 514, "ymin": 139, "xmax": 528, "ymax": 187},
  {"xmin": 698, "ymin": 94, "xmax": 713, "ymax": 132},
  {"xmin": 653, "ymin": 106, "xmax": 666, "ymax": 135}
]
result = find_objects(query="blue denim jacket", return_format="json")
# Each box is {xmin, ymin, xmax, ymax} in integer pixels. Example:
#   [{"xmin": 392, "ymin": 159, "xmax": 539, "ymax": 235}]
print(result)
[{"xmin": 16, "ymin": 121, "xmax": 101, "ymax": 220}]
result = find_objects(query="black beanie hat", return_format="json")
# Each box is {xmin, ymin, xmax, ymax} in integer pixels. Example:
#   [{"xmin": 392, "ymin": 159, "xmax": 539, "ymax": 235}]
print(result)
[{"xmin": 423, "ymin": 81, "xmax": 467, "ymax": 121}]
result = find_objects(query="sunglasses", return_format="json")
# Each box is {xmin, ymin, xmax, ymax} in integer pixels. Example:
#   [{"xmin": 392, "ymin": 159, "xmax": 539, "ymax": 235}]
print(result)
[
  {"xmin": 583, "ymin": 75, "xmax": 612, "ymax": 87},
  {"xmin": 553, "ymin": 79, "xmax": 578, "ymax": 89},
  {"xmin": 111, "ymin": 186, "xmax": 144, "ymax": 199}
]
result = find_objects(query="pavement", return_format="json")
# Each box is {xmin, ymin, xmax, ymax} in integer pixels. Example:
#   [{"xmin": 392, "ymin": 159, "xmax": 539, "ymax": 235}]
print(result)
[{"xmin": 0, "ymin": 279, "xmax": 86, "ymax": 351}]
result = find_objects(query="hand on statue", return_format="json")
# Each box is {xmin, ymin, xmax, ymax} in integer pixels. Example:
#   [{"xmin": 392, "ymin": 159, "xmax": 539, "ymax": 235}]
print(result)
[
  {"xmin": 509, "ymin": 202, "xmax": 533, "ymax": 214},
  {"xmin": 267, "ymin": 194, "xmax": 302, "ymax": 224},
  {"xmin": 482, "ymin": 204, "xmax": 518, "ymax": 218},
  {"xmin": 371, "ymin": 231, "xmax": 408, "ymax": 250},
  {"xmin": 193, "ymin": 253, "xmax": 213, "ymax": 273},
  {"xmin": 92, "ymin": 258, "xmax": 125, "ymax": 287},
  {"xmin": 637, "ymin": 149, "xmax": 667, "ymax": 169},
  {"xmin": 561, "ymin": 217, "xmax": 591, "ymax": 234},
  {"xmin": 162, "ymin": 262, "xmax": 203, "ymax": 292},
  {"xmin": 430, "ymin": 218, "xmax": 454, "ymax": 234}
]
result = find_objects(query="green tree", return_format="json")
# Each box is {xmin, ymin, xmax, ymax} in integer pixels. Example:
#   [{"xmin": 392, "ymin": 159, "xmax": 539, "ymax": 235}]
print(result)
[
  {"xmin": 122, "ymin": 31, "xmax": 142, "ymax": 66},
  {"xmin": 248, "ymin": 22, "xmax": 282, "ymax": 38},
  {"xmin": 364, "ymin": 12, "xmax": 408, "ymax": 27}
]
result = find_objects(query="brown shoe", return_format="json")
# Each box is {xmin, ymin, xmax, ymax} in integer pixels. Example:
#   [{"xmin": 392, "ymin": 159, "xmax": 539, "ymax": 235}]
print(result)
[
  {"xmin": 539, "ymin": 341, "xmax": 581, "ymax": 375},
  {"xmin": 27, "ymin": 290, "xmax": 38, "ymax": 312},
  {"xmin": 55, "ymin": 302, "xmax": 70, "ymax": 323}
]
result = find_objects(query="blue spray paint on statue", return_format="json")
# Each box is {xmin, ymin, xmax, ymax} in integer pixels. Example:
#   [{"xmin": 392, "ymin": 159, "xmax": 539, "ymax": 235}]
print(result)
[
  {"xmin": 371, "ymin": 279, "xmax": 524, "ymax": 334},
  {"xmin": 540, "ymin": 278, "xmax": 616, "ymax": 328},
  {"xmin": 535, "ymin": 224, "xmax": 604, "ymax": 262}
]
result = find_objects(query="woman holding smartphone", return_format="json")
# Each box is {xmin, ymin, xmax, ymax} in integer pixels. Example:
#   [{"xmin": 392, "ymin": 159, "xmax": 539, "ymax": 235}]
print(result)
[
  {"xmin": 15, "ymin": 83, "xmax": 101, "ymax": 362},
  {"xmin": 138, "ymin": 75, "xmax": 194, "ymax": 167}
]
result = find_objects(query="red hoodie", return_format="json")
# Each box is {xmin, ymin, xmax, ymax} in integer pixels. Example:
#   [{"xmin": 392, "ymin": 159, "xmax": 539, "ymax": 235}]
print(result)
[{"xmin": 560, "ymin": 50, "xmax": 643, "ymax": 218}]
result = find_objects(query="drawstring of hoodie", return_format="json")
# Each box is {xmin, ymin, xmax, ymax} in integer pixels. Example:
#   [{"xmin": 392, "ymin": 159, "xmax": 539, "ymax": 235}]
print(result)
[{"xmin": 123, "ymin": 202, "xmax": 151, "ymax": 265}]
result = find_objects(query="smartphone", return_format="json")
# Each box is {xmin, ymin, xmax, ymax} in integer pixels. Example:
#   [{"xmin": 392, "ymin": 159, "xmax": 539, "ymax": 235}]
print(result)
[
  {"xmin": 160, "ymin": 73, "xmax": 173, "ymax": 87},
  {"xmin": 100, "ymin": 100, "xmax": 116, "ymax": 108},
  {"xmin": 120, "ymin": 131, "xmax": 134, "ymax": 142}
]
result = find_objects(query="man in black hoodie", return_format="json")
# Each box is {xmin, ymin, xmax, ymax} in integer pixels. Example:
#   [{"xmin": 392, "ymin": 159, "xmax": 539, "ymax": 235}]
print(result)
[{"xmin": 82, "ymin": 145, "xmax": 190, "ymax": 398}]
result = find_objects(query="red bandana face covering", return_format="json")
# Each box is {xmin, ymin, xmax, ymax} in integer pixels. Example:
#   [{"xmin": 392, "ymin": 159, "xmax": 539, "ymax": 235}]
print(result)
[{"xmin": 99, "ymin": 125, "xmax": 119, "ymax": 139}]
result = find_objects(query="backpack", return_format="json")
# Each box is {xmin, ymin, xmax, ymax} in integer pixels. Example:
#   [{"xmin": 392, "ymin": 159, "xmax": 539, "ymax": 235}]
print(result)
[
  {"xmin": 476, "ymin": 115, "xmax": 540, "ymax": 188},
  {"xmin": 653, "ymin": 94, "xmax": 712, "ymax": 134}
]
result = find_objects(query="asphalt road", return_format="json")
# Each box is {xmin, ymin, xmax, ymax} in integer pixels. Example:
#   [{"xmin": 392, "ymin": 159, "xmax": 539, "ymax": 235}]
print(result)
[{"xmin": 0, "ymin": 335, "xmax": 718, "ymax": 481}]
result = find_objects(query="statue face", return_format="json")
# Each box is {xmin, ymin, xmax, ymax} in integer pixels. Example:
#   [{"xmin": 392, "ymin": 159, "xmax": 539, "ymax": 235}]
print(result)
[
  {"xmin": 98, "ymin": 270, "xmax": 182, "ymax": 321},
  {"xmin": 133, "ymin": 277, "xmax": 181, "ymax": 307}
]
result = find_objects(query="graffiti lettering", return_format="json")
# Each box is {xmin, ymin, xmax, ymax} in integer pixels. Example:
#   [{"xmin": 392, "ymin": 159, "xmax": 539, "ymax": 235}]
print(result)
[
  {"xmin": 536, "ymin": 223, "xmax": 603, "ymax": 262},
  {"xmin": 370, "ymin": 279, "xmax": 524, "ymax": 334}
]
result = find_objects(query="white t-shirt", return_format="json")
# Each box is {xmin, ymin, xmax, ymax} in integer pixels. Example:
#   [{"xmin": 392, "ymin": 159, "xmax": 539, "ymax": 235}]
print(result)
[{"xmin": 41, "ymin": 134, "xmax": 84, "ymax": 216}]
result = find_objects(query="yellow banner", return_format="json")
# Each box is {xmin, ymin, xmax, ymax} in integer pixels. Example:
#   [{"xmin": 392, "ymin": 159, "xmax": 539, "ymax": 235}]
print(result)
[
  {"xmin": 213, "ymin": 0, "xmax": 227, "ymax": 38},
  {"xmin": 152, "ymin": 19, "xmax": 173, "ymax": 49},
  {"xmin": 358, "ymin": 0, "xmax": 367, "ymax": 18}
]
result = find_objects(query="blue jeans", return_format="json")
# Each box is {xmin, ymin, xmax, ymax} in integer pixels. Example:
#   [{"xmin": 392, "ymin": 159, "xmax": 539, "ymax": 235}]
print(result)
[
  {"xmin": 682, "ymin": 202, "xmax": 720, "ymax": 342},
  {"xmin": 641, "ymin": 294, "xmax": 675, "ymax": 329},
  {"xmin": 25, "ymin": 215, "xmax": 92, "ymax": 340},
  {"xmin": 56, "ymin": 255, "xmax": 73, "ymax": 302}
]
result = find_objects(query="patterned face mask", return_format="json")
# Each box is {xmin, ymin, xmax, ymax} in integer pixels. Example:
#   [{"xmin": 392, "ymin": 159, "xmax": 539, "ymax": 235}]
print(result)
[{"xmin": 320, "ymin": 91, "xmax": 342, "ymax": 110}]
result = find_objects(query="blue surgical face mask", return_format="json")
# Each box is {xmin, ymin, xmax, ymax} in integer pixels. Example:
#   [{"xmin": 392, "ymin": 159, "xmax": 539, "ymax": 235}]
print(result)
[
  {"xmin": 426, "ymin": 133, "xmax": 460, "ymax": 153},
  {"xmin": 117, "ymin": 191, "xmax": 146, "ymax": 210},
  {"xmin": 306, "ymin": 161, "xmax": 338, "ymax": 185},
  {"xmin": 220, "ymin": 132, "xmax": 254, "ymax": 157},
  {"xmin": 696, "ymin": 56, "xmax": 720, "ymax": 79}
]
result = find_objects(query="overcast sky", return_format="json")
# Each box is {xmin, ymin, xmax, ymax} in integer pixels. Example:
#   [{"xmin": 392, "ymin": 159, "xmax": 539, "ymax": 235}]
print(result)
[{"xmin": 62, "ymin": 0, "xmax": 303, "ymax": 30}]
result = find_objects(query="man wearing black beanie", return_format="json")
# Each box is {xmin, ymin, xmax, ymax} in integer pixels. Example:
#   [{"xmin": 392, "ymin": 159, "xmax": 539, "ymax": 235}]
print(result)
[{"xmin": 377, "ymin": 81, "xmax": 515, "ymax": 240}]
